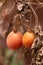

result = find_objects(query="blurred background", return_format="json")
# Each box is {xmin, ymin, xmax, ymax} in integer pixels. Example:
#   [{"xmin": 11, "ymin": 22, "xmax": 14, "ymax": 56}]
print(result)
[{"xmin": 0, "ymin": 0, "xmax": 43, "ymax": 65}]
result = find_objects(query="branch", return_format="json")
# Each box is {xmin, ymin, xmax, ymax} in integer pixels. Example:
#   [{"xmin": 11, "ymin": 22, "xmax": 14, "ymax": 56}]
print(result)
[
  {"xmin": 27, "ymin": 2, "xmax": 39, "ymax": 33},
  {"xmin": 36, "ymin": 0, "xmax": 43, "ymax": 7}
]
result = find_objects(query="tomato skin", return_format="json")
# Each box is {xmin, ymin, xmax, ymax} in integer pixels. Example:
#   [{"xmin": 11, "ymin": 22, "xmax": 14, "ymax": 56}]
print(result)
[
  {"xmin": 6, "ymin": 31, "xmax": 22, "ymax": 50},
  {"xmin": 22, "ymin": 32, "xmax": 35, "ymax": 48}
]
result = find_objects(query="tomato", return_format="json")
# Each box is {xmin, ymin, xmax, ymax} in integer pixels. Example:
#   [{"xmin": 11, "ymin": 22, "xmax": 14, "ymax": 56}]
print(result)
[
  {"xmin": 22, "ymin": 32, "xmax": 35, "ymax": 48},
  {"xmin": 6, "ymin": 31, "xmax": 22, "ymax": 50}
]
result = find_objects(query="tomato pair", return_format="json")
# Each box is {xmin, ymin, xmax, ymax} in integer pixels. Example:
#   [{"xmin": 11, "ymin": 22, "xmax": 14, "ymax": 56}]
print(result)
[{"xmin": 6, "ymin": 31, "xmax": 35, "ymax": 50}]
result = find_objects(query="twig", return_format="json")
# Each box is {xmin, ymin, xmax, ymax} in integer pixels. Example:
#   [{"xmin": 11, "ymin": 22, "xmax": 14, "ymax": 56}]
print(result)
[
  {"xmin": 27, "ymin": 2, "xmax": 39, "ymax": 32},
  {"xmin": 36, "ymin": 0, "xmax": 43, "ymax": 7}
]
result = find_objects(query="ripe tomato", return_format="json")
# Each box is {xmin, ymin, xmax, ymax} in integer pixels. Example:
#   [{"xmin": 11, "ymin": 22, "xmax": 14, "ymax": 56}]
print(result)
[
  {"xmin": 6, "ymin": 31, "xmax": 22, "ymax": 50},
  {"xmin": 22, "ymin": 32, "xmax": 35, "ymax": 48}
]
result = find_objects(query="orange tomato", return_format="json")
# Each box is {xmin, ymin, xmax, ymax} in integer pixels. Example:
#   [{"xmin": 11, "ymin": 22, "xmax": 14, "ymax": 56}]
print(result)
[
  {"xmin": 6, "ymin": 31, "xmax": 22, "ymax": 50},
  {"xmin": 22, "ymin": 32, "xmax": 35, "ymax": 48}
]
